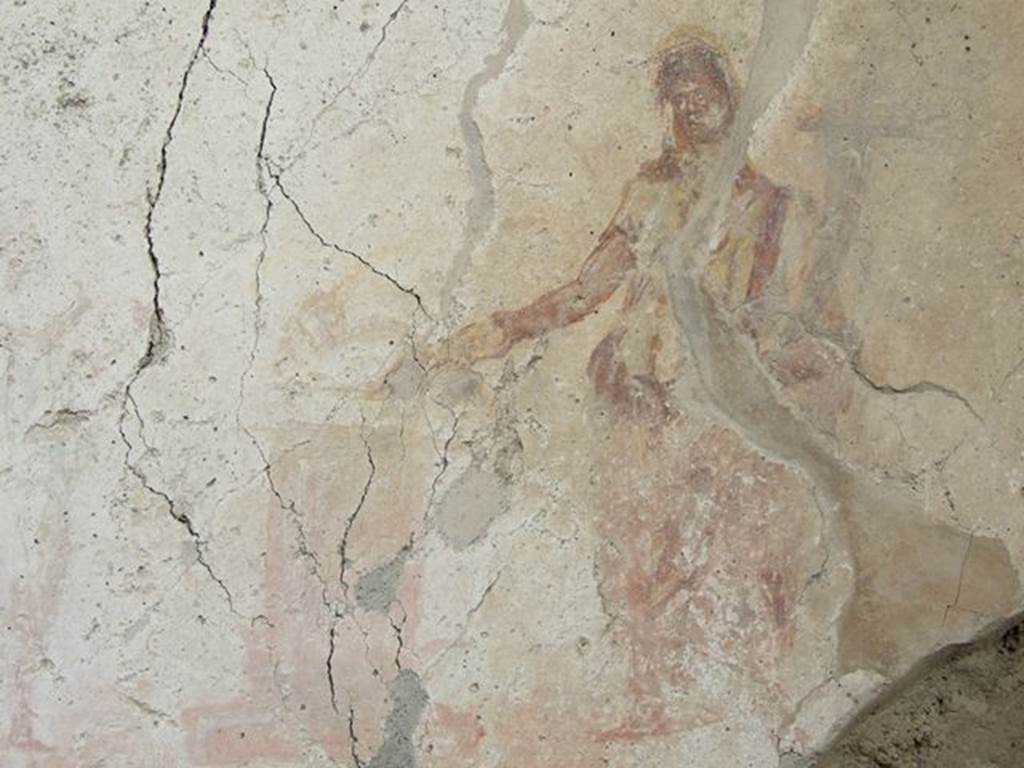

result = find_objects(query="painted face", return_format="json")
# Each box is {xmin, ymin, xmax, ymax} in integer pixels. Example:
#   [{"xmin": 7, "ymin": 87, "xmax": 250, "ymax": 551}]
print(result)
[{"xmin": 656, "ymin": 42, "xmax": 735, "ymax": 145}]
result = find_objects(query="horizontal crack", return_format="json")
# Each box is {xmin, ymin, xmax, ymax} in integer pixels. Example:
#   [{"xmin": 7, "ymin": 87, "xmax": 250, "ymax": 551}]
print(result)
[
  {"xmin": 26, "ymin": 408, "xmax": 93, "ymax": 433},
  {"xmin": 851, "ymin": 357, "xmax": 983, "ymax": 422}
]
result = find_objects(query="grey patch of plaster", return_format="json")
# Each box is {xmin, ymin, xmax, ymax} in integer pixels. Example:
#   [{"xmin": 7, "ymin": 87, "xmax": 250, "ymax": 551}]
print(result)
[
  {"xmin": 433, "ymin": 466, "xmax": 505, "ymax": 550},
  {"xmin": 355, "ymin": 547, "xmax": 410, "ymax": 613},
  {"xmin": 441, "ymin": 0, "xmax": 532, "ymax": 320},
  {"xmin": 366, "ymin": 670, "xmax": 429, "ymax": 768},
  {"xmin": 384, "ymin": 355, "xmax": 424, "ymax": 401}
]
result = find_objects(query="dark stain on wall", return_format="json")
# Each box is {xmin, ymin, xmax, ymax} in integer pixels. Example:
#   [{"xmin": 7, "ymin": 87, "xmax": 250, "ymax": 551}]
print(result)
[{"xmin": 812, "ymin": 612, "xmax": 1024, "ymax": 767}]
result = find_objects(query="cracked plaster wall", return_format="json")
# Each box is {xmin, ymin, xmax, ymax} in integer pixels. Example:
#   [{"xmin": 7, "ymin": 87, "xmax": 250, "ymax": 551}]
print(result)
[{"xmin": 2, "ymin": 0, "xmax": 1023, "ymax": 766}]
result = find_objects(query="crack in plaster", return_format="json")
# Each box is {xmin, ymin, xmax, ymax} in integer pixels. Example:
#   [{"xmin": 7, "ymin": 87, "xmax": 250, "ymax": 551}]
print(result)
[
  {"xmin": 287, "ymin": 0, "xmax": 413, "ymax": 169},
  {"xmin": 425, "ymin": 569, "xmax": 503, "ymax": 673},
  {"xmin": 942, "ymin": 532, "xmax": 976, "ymax": 627},
  {"xmin": 348, "ymin": 704, "xmax": 365, "ymax": 768},
  {"xmin": 138, "ymin": 0, "xmax": 219, "ymax": 369},
  {"xmin": 117, "ymin": 394, "xmax": 240, "ymax": 618},
  {"xmin": 851, "ymin": 356, "xmax": 983, "ymax": 422},
  {"xmin": 272, "ymin": 175, "xmax": 431, "ymax": 318},
  {"xmin": 339, "ymin": 432, "xmax": 377, "ymax": 594},
  {"xmin": 114, "ymin": 0, "xmax": 244, "ymax": 617}
]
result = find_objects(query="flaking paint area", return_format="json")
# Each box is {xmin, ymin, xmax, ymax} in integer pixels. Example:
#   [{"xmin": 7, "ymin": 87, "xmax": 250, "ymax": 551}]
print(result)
[{"xmin": 588, "ymin": 423, "xmax": 816, "ymax": 742}]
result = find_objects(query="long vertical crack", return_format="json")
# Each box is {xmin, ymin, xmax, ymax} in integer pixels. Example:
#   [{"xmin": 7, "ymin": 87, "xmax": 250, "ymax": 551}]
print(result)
[
  {"xmin": 235, "ymin": 76, "xmax": 354, "ymax": 715},
  {"xmin": 238, "ymin": 68, "xmax": 278, "ymax": 415},
  {"xmin": 118, "ymin": 0, "xmax": 235, "ymax": 614},
  {"xmin": 139, "ymin": 0, "xmax": 219, "ymax": 369}
]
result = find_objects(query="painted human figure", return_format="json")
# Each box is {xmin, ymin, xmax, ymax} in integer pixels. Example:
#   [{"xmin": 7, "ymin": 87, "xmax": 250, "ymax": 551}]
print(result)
[
  {"xmin": 435, "ymin": 37, "xmax": 788, "ymax": 381},
  {"xmin": 417, "ymin": 37, "xmax": 802, "ymax": 748}
]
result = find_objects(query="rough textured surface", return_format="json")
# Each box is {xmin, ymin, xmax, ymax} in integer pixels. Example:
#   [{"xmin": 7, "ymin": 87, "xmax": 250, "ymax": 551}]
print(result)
[
  {"xmin": 2, "ymin": 1, "xmax": 1022, "ymax": 766},
  {"xmin": 813, "ymin": 614, "xmax": 1024, "ymax": 768}
]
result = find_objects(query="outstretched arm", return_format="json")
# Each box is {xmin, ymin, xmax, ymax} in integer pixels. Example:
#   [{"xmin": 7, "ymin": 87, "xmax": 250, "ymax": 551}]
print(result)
[{"xmin": 445, "ymin": 223, "xmax": 638, "ymax": 364}]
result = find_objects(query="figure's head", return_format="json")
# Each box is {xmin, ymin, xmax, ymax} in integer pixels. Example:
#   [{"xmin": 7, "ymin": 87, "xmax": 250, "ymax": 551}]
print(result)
[{"xmin": 656, "ymin": 40, "xmax": 735, "ymax": 147}]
